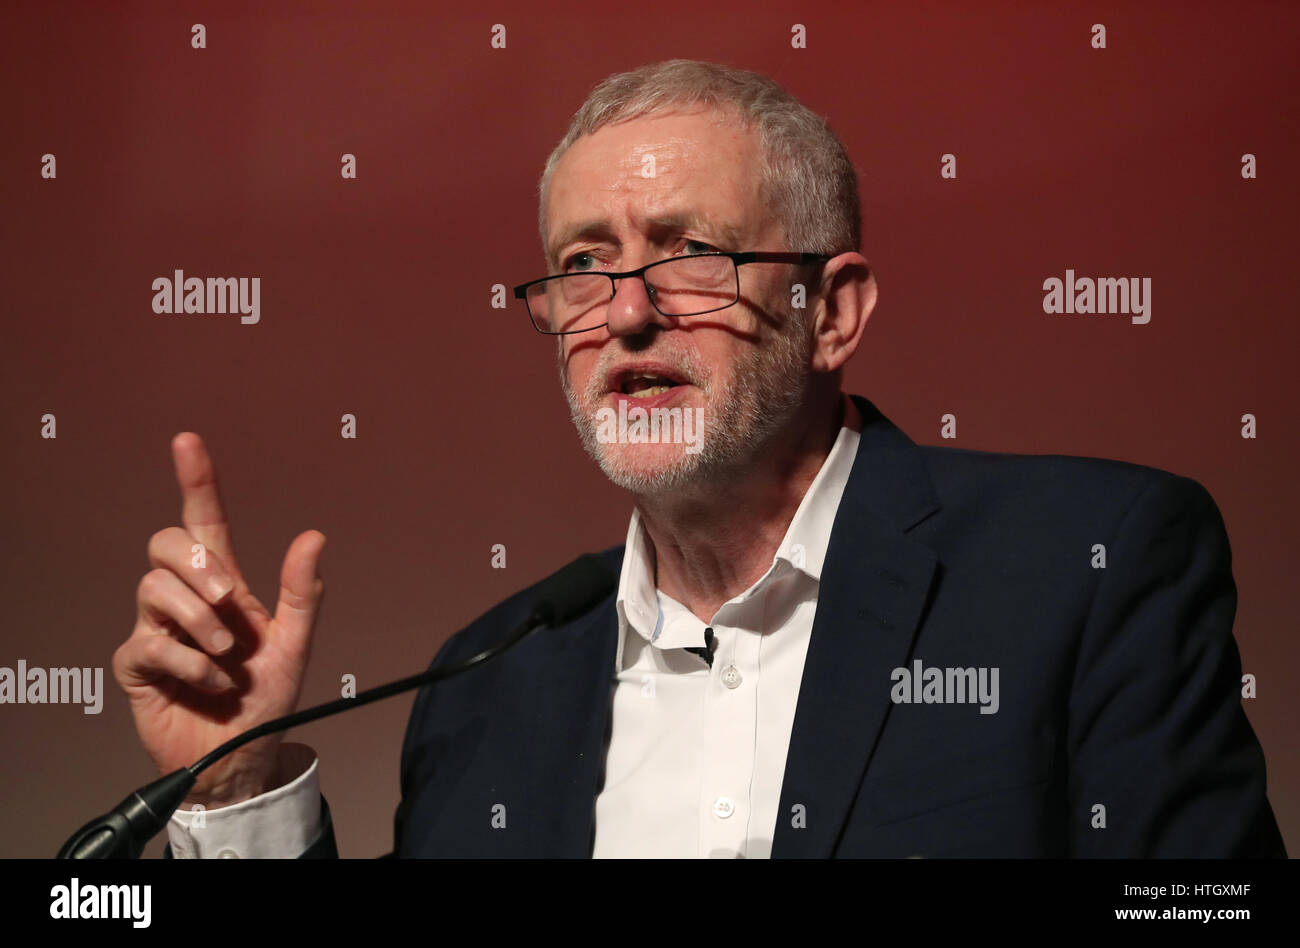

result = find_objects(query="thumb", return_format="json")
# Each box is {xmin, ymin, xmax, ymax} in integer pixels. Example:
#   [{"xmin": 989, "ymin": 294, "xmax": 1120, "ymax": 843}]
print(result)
[{"xmin": 273, "ymin": 530, "xmax": 327, "ymax": 658}]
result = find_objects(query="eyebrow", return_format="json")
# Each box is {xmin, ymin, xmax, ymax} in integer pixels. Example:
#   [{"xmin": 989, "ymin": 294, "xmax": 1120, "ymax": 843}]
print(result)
[{"xmin": 546, "ymin": 212, "xmax": 748, "ymax": 268}]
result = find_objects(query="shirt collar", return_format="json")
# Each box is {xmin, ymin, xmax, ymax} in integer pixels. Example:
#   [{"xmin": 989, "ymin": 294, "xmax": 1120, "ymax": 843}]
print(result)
[{"xmin": 614, "ymin": 394, "xmax": 863, "ymax": 671}]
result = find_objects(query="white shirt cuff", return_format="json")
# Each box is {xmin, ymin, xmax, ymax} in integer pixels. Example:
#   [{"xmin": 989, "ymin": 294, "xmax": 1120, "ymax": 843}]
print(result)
[{"xmin": 166, "ymin": 743, "xmax": 322, "ymax": 858}]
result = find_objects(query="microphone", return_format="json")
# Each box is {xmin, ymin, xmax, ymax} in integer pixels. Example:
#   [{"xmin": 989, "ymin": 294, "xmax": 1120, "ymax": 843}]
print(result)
[
  {"xmin": 684, "ymin": 626, "xmax": 715, "ymax": 667},
  {"xmin": 57, "ymin": 552, "xmax": 617, "ymax": 859}
]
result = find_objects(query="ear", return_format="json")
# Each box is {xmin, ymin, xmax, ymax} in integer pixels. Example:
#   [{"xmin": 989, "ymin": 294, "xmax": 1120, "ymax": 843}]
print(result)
[{"xmin": 809, "ymin": 254, "xmax": 875, "ymax": 374}]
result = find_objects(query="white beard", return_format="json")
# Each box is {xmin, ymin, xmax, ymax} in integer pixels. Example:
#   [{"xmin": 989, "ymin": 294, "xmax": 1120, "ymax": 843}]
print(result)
[{"xmin": 559, "ymin": 313, "xmax": 811, "ymax": 496}]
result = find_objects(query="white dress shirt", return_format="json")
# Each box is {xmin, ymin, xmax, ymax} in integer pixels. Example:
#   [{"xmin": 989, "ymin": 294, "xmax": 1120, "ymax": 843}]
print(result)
[{"xmin": 167, "ymin": 396, "xmax": 863, "ymax": 858}]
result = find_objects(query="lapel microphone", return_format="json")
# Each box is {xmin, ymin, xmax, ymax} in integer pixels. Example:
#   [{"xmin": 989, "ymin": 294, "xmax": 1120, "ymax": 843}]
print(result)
[{"xmin": 684, "ymin": 626, "xmax": 715, "ymax": 667}]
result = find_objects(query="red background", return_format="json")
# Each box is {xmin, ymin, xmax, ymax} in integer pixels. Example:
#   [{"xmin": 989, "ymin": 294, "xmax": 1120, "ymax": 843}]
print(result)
[{"xmin": 1, "ymin": 0, "xmax": 1296, "ymax": 857}]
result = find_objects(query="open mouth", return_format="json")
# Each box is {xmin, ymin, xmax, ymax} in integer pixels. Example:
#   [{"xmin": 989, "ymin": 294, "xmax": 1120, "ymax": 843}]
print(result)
[
  {"xmin": 622, "ymin": 375, "xmax": 679, "ymax": 398},
  {"xmin": 610, "ymin": 367, "xmax": 690, "ymax": 399}
]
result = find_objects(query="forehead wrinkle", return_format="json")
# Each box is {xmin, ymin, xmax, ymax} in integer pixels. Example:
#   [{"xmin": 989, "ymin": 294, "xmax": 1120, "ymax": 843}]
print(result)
[
  {"xmin": 641, "ymin": 210, "xmax": 747, "ymax": 249},
  {"xmin": 547, "ymin": 209, "xmax": 750, "ymax": 267}
]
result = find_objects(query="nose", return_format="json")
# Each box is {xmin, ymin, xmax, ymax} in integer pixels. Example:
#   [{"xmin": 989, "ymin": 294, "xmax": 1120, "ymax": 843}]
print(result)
[{"xmin": 605, "ymin": 265, "xmax": 676, "ymax": 338}]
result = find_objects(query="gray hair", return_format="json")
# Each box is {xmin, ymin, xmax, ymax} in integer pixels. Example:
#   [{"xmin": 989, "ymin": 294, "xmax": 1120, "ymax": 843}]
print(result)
[{"xmin": 537, "ymin": 59, "xmax": 861, "ymax": 271}]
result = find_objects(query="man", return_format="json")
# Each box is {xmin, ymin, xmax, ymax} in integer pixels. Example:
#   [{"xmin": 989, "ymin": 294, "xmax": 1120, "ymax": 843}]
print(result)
[{"xmin": 115, "ymin": 59, "xmax": 1285, "ymax": 858}]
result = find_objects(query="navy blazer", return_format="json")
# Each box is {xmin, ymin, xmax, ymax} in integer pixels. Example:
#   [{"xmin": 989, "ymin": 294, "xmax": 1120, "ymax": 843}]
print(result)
[{"xmin": 199, "ymin": 394, "xmax": 1287, "ymax": 858}]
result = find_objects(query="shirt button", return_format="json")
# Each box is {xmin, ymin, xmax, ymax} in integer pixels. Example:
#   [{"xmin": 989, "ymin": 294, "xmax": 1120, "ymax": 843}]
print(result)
[
  {"xmin": 712, "ymin": 796, "xmax": 735, "ymax": 819},
  {"xmin": 720, "ymin": 665, "xmax": 743, "ymax": 689},
  {"xmin": 216, "ymin": 849, "xmax": 240, "ymax": 859}
]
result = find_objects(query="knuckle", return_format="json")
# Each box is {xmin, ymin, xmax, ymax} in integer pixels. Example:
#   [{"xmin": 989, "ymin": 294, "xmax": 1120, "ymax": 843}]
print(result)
[
  {"xmin": 140, "ymin": 633, "xmax": 171, "ymax": 666},
  {"xmin": 146, "ymin": 526, "xmax": 181, "ymax": 560},
  {"xmin": 137, "ymin": 567, "xmax": 178, "ymax": 604},
  {"xmin": 278, "ymin": 583, "xmax": 309, "ymax": 612}
]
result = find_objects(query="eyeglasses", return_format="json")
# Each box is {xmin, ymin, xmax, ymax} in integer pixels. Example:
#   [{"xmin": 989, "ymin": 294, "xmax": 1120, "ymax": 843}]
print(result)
[{"xmin": 512, "ymin": 251, "xmax": 831, "ymax": 335}]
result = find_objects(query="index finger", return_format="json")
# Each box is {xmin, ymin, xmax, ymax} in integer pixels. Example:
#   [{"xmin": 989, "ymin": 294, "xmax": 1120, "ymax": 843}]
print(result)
[{"xmin": 171, "ymin": 432, "xmax": 241, "ymax": 577}]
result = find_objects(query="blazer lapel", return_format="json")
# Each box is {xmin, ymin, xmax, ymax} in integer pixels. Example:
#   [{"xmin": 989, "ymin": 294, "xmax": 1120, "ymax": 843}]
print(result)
[{"xmin": 772, "ymin": 395, "xmax": 941, "ymax": 857}]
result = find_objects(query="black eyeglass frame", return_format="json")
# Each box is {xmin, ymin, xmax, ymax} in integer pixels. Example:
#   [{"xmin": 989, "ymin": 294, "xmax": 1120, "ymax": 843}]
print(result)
[{"xmin": 511, "ymin": 251, "xmax": 832, "ymax": 335}]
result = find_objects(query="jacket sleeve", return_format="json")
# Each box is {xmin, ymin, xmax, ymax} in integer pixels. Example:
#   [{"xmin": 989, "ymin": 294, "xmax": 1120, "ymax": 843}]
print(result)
[{"xmin": 1066, "ymin": 473, "xmax": 1285, "ymax": 856}]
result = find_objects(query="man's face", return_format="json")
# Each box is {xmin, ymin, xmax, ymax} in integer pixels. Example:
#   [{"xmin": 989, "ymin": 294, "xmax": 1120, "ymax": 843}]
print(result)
[{"xmin": 545, "ymin": 108, "xmax": 813, "ymax": 495}]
